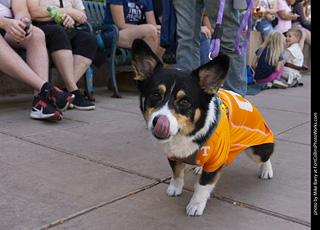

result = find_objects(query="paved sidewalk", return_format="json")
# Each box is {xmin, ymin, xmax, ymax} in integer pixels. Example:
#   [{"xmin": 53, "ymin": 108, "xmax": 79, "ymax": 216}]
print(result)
[{"xmin": 0, "ymin": 73, "xmax": 311, "ymax": 230}]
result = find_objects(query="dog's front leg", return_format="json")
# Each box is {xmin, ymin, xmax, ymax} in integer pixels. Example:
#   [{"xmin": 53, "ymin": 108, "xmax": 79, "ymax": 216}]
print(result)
[
  {"xmin": 167, "ymin": 158, "xmax": 185, "ymax": 196},
  {"xmin": 186, "ymin": 164, "xmax": 225, "ymax": 216}
]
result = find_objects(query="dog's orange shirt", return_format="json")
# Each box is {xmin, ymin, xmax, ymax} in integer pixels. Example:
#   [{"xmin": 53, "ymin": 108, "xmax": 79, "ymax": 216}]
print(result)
[{"xmin": 184, "ymin": 89, "xmax": 273, "ymax": 173}]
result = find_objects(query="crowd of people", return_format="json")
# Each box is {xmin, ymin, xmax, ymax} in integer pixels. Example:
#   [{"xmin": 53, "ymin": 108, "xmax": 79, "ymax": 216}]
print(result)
[
  {"xmin": 252, "ymin": 0, "xmax": 311, "ymax": 88},
  {"xmin": 0, "ymin": 0, "xmax": 97, "ymax": 121},
  {"xmin": 0, "ymin": 0, "xmax": 311, "ymax": 121}
]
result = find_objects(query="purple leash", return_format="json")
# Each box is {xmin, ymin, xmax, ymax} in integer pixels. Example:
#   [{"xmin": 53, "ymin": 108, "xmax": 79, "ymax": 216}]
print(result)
[
  {"xmin": 208, "ymin": 0, "xmax": 225, "ymax": 60},
  {"xmin": 209, "ymin": 0, "xmax": 254, "ymax": 60},
  {"xmin": 235, "ymin": 0, "xmax": 254, "ymax": 56}
]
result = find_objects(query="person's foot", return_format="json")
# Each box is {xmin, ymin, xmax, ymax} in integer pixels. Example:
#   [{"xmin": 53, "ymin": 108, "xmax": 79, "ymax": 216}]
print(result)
[
  {"xmin": 273, "ymin": 79, "xmax": 288, "ymax": 89},
  {"xmin": 30, "ymin": 94, "xmax": 63, "ymax": 120},
  {"xmin": 45, "ymin": 85, "xmax": 75, "ymax": 112},
  {"xmin": 70, "ymin": 90, "xmax": 95, "ymax": 110}
]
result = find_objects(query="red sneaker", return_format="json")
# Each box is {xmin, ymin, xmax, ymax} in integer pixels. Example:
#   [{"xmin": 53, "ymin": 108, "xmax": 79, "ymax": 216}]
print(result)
[
  {"xmin": 47, "ymin": 86, "xmax": 75, "ymax": 112},
  {"xmin": 30, "ymin": 94, "xmax": 63, "ymax": 120}
]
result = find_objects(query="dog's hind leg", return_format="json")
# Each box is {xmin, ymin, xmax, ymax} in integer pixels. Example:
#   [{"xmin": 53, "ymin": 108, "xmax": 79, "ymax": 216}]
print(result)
[
  {"xmin": 245, "ymin": 143, "xmax": 274, "ymax": 179},
  {"xmin": 167, "ymin": 159, "xmax": 185, "ymax": 196}
]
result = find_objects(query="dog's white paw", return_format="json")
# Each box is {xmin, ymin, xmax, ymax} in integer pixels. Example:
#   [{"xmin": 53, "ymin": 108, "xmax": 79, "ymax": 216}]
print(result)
[
  {"xmin": 186, "ymin": 197, "xmax": 206, "ymax": 216},
  {"xmin": 167, "ymin": 177, "xmax": 184, "ymax": 196},
  {"xmin": 260, "ymin": 160, "xmax": 273, "ymax": 179},
  {"xmin": 194, "ymin": 166, "xmax": 203, "ymax": 175},
  {"xmin": 185, "ymin": 182, "xmax": 214, "ymax": 216}
]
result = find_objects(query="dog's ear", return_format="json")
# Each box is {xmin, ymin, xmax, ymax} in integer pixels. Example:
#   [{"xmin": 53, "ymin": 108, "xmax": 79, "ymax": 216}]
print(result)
[
  {"xmin": 193, "ymin": 54, "xmax": 230, "ymax": 95},
  {"xmin": 131, "ymin": 39, "xmax": 163, "ymax": 81}
]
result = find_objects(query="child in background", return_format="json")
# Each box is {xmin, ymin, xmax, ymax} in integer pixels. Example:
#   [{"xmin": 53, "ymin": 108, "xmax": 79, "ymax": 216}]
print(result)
[
  {"xmin": 253, "ymin": 30, "xmax": 286, "ymax": 88},
  {"xmin": 281, "ymin": 27, "xmax": 304, "ymax": 87}
]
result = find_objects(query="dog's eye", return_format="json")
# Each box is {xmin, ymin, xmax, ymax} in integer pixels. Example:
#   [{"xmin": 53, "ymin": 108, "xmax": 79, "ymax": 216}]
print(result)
[
  {"xmin": 150, "ymin": 92, "xmax": 161, "ymax": 100},
  {"xmin": 179, "ymin": 99, "xmax": 191, "ymax": 107}
]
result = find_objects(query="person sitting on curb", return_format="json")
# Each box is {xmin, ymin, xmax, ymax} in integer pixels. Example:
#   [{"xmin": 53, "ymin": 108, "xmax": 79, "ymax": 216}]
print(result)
[
  {"xmin": 280, "ymin": 27, "xmax": 304, "ymax": 87},
  {"xmin": 0, "ymin": 0, "xmax": 74, "ymax": 120},
  {"xmin": 252, "ymin": 30, "xmax": 286, "ymax": 88},
  {"xmin": 27, "ymin": 0, "xmax": 97, "ymax": 110}
]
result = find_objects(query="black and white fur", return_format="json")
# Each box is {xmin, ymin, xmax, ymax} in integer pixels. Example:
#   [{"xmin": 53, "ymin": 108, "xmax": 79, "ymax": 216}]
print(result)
[{"xmin": 131, "ymin": 39, "xmax": 274, "ymax": 216}]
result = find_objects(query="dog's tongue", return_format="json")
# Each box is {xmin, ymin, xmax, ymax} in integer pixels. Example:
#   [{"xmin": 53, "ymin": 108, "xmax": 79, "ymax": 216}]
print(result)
[{"xmin": 153, "ymin": 116, "xmax": 170, "ymax": 139}]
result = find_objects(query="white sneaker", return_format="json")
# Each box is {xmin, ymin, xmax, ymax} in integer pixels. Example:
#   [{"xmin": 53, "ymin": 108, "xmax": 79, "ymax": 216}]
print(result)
[
  {"xmin": 266, "ymin": 82, "xmax": 273, "ymax": 88},
  {"xmin": 273, "ymin": 79, "xmax": 287, "ymax": 89}
]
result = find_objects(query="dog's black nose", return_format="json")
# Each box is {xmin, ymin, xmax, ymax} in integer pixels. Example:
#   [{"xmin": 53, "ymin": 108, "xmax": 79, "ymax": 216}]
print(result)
[{"xmin": 153, "ymin": 116, "xmax": 159, "ymax": 128}]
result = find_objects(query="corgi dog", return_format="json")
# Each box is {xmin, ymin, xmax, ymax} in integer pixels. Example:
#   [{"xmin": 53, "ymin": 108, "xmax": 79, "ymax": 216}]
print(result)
[{"xmin": 131, "ymin": 39, "xmax": 274, "ymax": 216}]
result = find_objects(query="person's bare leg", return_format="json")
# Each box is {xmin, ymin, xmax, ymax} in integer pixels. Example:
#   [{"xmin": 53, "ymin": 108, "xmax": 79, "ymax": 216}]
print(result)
[
  {"xmin": 0, "ymin": 35, "xmax": 45, "ymax": 93},
  {"xmin": 51, "ymin": 49, "xmax": 78, "ymax": 92},
  {"xmin": 299, "ymin": 30, "xmax": 306, "ymax": 50},
  {"xmin": 73, "ymin": 54, "xmax": 92, "ymax": 83},
  {"xmin": 6, "ymin": 27, "xmax": 48, "ymax": 95},
  {"xmin": 155, "ymin": 32, "xmax": 166, "ymax": 60},
  {"xmin": 118, "ymin": 24, "xmax": 158, "ymax": 54},
  {"xmin": 299, "ymin": 29, "xmax": 311, "ymax": 50},
  {"xmin": 118, "ymin": 24, "xmax": 165, "ymax": 60},
  {"xmin": 304, "ymin": 30, "xmax": 311, "ymax": 47},
  {"xmin": 51, "ymin": 49, "xmax": 95, "ymax": 110}
]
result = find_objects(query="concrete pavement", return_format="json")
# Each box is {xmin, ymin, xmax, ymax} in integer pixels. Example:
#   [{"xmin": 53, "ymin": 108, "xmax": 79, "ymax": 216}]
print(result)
[{"xmin": 0, "ymin": 73, "xmax": 311, "ymax": 230}]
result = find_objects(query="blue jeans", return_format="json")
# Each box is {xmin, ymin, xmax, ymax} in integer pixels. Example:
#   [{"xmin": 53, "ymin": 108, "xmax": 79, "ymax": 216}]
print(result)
[
  {"xmin": 172, "ymin": 0, "xmax": 247, "ymax": 97},
  {"xmin": 101, "ymin": 29, "xmax": 115, "ymax": 49},
  {"xmin": 200, "ymin": 33, "xmax": 210, "ymax": 65}
]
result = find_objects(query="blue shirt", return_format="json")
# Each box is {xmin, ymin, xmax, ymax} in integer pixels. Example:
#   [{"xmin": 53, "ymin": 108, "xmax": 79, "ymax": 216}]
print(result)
[
  {"xmin": 255, "ymin": 48, "xmax": 283, "ymax": 80},
  {"xmin": 103, "ymin": 0, "xmax": 153, "ymax": 25}
]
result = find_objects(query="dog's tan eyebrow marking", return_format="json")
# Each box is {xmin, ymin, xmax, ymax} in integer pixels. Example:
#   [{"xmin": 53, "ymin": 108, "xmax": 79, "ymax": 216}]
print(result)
[
  {"xmin": 176, "ymin": 90, "xmax": 186, "ymax": 99},
  {"xmin": 158, "ymin": 84, "xmax": 166, "ymax": 94},
  {"xmin": 194, "ymin": 109, "xmax": 201, "ymax": 123}
]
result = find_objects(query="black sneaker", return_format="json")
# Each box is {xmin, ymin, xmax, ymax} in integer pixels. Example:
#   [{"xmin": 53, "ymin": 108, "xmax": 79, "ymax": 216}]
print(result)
[
  {"xmin": 46, "ymin": 85, "xmax": 75, "ymax": 112},
  {"xmin": 30, "ymin": 94, "xmax": 63, "ymax": 120},
  {"xmin": 70, "ymin": 90, "xmax": 95, "ymax": 110}
]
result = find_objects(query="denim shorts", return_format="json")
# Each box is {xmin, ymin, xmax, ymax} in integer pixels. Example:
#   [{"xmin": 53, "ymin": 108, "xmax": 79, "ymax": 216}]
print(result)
[
  {"xmin": 256, "ymin": 18, "xmax": 277, "ymax": 37},
  {"xmin": 101, "ymin": 29, "xmax": 115, "ymax": 49}
]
